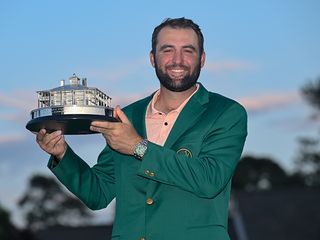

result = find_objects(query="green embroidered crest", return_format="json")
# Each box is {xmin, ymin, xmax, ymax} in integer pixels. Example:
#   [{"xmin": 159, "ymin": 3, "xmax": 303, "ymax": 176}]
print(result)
[{"xmin": 177, "ymin": 148, "xmax": 193, "ymax": 157}]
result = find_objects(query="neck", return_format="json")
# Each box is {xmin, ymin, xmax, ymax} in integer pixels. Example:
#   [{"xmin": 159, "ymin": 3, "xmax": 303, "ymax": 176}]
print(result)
[{"xmin": 155, "ymin": 84, "xmax": 197, "ymax": 114}]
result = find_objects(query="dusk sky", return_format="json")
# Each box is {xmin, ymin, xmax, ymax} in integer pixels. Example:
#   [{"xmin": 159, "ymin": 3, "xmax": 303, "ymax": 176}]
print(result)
[{"xmin": 1, "ymin": 1, "xmax": 320, "ymax": 226}]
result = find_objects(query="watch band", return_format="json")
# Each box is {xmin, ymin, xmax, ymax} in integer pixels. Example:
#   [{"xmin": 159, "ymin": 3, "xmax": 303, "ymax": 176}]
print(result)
[{"xmin": 133, "ymin": 139, "xmax": 148, "ymax": 160}]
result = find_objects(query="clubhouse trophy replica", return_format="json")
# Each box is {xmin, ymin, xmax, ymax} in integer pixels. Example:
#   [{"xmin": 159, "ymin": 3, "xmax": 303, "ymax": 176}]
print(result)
[{"xmin": 26, "ymin": 74, "xmax": 117, "ymax": 135}]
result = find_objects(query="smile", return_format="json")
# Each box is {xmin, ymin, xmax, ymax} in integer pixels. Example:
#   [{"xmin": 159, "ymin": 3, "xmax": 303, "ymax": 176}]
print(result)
[
  {"xmin": 171, "ymin": 69, "xmax": 184, "ymax": 73},
  {"xmin": 168, "ymin": 69, "xmax": 186, "ymax": 79}
]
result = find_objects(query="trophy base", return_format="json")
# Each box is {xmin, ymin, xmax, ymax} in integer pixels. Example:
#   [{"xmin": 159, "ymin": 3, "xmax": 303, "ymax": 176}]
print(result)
[{"xmin": 26, "ymin": 114, "xmax": 118, "ymax": 135}]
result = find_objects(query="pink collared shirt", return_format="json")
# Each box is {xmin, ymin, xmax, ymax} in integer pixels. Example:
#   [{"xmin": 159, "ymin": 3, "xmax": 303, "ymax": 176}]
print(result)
[{"xmin": 145, "ymin": 84, "xmax": 199, "ymax": 146}]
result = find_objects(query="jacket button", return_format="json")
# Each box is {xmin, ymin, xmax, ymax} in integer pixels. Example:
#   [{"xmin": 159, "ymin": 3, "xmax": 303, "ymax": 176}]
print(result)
[
  {"xmin": 139, "ymin": 237, "xmax": 145, "ymax": 240},
  {"xmin": 144, "ymin": 169, "xmax": 150, "ymax": 175},
  {"xmin": 146, "ymin": 198, "xmax": 154, "ymax": 205},
  {"xmin": 149, "ymin": 172, "xmax": 155, "ymax": 177}
]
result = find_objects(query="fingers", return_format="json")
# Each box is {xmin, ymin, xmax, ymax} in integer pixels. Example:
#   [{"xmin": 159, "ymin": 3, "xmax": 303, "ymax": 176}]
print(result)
[
  {"xmin": 91, "ymin": 106, "xmax": 130, "ymax": 132},
  {"xmin": 36, "ymin": 129, "xmax": 47, "ymax": 142},
  {"xmin": 36, "ymin": 130, "xmax": 63, "ymax": 149},
  {"xmin": 90, "ymin": 121, "xmax": 115, "ymax": 133},
  {"xmin": 115, "ymin": 106, "xmax": 130, "ymax": 124},
  {"xmin": 36, "ymin": 130, "xmax": 61, "ymax": 143}
]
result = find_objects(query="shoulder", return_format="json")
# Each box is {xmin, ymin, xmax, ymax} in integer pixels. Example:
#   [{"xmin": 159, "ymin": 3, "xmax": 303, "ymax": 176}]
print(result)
[
  {"xmin": 202, "ymin": 91, "xmax": 247, "ymax": 135},
  {"xmin": 208, "ymin": 91, "xmax": 246, "ymax": 114},
  {"xmin": 197, "ymin": 82, "xmax": 247, "ymax": 119},
  {"xmin": 197, "ymin": 83, "xmax": 246, "ymax": 113}
]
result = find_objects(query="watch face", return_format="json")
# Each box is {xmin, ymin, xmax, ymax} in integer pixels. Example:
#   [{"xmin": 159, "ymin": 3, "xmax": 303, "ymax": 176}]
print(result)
[{"xmin": 134, "ymin": 139, "xmax": 148, "ymax": 159}]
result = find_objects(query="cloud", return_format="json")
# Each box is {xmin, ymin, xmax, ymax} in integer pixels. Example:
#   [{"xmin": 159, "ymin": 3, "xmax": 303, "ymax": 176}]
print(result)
[
  {"xmin": 0, "ymin": 91, "xmax": 36, "ymax": 110},
  {"xmin": 112, "ymin": 92, "xmax": 149, "ymax": 107},
  {"xmin": 238, "ymin": 91, "xmax": 301, "ymax": 113},
  {"xmin": 204, "ymin": 59, "xmax": 256, "ymax": 74},
  {"xmin": 0, "ymin": 134, "xmax": 26, "ymax": 144},
  {"xmin": 0, "ymin": 90, "xmax": 38, "ymax": 126}
]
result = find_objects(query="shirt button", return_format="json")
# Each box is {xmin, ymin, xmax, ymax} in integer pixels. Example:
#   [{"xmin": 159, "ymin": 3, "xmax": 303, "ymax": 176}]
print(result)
[
  {"xmin": 164, "ymin": 122, "xmax": 168, "ymax": 126},
  {"xmin": 146, "ymin": 198, "xmax": 154, "ymax": 205}
]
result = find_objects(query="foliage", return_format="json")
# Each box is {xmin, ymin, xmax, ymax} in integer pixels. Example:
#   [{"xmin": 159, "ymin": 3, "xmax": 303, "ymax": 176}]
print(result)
[
  {"xmin": 295, "ymin": 137, "xmax": 320, "ymax": 186},
  {"xmin": 18, "ymin": 174, "xmax": 92, "ymax": 231},
  {"xmin": 295, "ymin": 77, "xmax": 320, "ymax": 187},
  {"xmin": 301, "ymin": 77, "xmax": 320, "ymax": 111},
  {"xmin": 0, "ymin": 204, "xmax": 13, "ymax": 240},
  {"xmin": 232, "ymin": 156, "xmax": 290, "ymax": 191},
  {"xmin": 0, "ymin": 204, "xmax": 27, "ymax": 240}
]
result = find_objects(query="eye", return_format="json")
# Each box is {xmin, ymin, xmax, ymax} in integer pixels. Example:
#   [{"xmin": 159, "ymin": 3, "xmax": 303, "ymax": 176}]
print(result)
[
  {"xmin": 184, "ymin": 49, "xmax": 194, "ymax": 54},
  {"xmin": 163, "ymin": 48, "xmax": 173, "ymax": 53}
]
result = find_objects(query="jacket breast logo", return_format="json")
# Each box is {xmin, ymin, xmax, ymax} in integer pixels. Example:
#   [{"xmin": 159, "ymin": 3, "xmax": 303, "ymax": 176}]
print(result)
[{"xmin": 177, "ymin": 148, "xmax": 193, "ymax": 157}]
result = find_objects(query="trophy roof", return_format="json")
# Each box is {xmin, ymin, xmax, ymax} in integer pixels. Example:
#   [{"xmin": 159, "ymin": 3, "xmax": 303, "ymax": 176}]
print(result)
[
  {"xmin": 36, "ymin": 74, "xmax": 104, "ymax": 94},
  {"xmin": 46, "ymin": 85, "xmax": 96, "ymax": 92}
]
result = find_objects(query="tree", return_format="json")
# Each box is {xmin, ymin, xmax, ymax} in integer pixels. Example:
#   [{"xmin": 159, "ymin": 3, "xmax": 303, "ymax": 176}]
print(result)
[
  {"xmin": 301, "ymin": 77, "xmax": 320, "ymax": 111},
  {"xmin": 18, "ymin": 174, "xmax": 92, "ymax": 231},
  {"xmin": 295, "ymin": 137, "xmax": 320, "ymax": 186},
  {"xmin": 0, "ymin": 204, "xmax": 29, "ymax": 240},
  {"xmin": 0, "ymin": 204, "xmax": 15, "ymax": 240},
  {"xmin": 295, "ymin": 77, "xmax": 320, "ymax": 187},
  {"xmin": 232, "ymin": 155, "xmax": 289, "ymax": 191}
]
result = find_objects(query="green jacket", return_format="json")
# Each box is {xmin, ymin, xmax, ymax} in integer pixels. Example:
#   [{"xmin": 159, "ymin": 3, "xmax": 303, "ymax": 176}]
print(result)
[{"xmin": 50, "ymin": 83, "xmax": 247, "ymax": 240}]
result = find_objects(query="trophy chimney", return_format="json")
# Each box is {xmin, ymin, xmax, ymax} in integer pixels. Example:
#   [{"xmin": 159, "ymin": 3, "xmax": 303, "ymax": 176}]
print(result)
[
  {"xmin": 82, "ymin": 78, "xmax": 87, "ymax": 87},
  {"xmin": 69, "ymin": 73, "xmax": 80, "ymax": 85}
]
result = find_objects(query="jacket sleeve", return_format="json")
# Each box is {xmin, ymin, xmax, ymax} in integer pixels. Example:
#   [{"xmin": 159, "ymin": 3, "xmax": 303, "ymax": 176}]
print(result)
[
  {"xmin": 137, "ymin": 103, "xmax": 247, "ymax": 198},
  {"xmin": 48, "ymin": 144, "xmax": 116, "ymax": 210}
]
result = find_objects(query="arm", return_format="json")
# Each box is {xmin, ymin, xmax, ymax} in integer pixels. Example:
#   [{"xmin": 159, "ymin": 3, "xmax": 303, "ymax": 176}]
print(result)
[
  {"xmin": 48, "ymin": 144, "xmax": 116, "ymax": 210},
  {"xmin": 138, "ymin": 103, "xmax": 247, "ymax": 198}
]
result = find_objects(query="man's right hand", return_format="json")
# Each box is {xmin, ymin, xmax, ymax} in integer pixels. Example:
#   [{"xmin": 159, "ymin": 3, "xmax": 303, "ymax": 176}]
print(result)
[{"xmin": 36, "ymin": 129, "xmax": 67, "ymax": 160}]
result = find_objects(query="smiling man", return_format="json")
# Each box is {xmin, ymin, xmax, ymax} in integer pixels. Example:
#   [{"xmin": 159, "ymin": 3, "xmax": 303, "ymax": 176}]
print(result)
[{"xmin": 36, "ymin": 18, "xmax": 247, "ymax": 240}]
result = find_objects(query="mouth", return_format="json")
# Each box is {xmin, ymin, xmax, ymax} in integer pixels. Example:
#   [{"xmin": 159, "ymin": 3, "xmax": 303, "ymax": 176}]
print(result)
[{"xmin": 167, "ymin": 67, "xmax": 188, "ymax": 79}]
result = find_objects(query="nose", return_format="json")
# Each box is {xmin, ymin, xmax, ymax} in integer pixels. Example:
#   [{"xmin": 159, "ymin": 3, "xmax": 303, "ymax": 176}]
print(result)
[{"xmin": 172, "ymin": 50, "xmax": 183, "ymax": 65}]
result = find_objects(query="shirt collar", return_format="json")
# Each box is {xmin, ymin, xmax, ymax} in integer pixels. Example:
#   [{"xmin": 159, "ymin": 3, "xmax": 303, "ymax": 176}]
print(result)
[{"xmin": 147, "ymin": 84, "xmax": 199, "ymax": 117}]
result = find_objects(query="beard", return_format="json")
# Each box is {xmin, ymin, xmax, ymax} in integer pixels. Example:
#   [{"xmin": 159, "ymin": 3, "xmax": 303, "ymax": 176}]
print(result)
[{"xmin": 154, "ymin": 60, "xmax": 201, "ymax": 92}]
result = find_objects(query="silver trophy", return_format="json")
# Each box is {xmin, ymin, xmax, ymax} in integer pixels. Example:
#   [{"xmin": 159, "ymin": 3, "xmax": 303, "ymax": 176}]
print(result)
[{"xmin": 26, "ymin": 74, "xmax": 118, "ymax": 135}]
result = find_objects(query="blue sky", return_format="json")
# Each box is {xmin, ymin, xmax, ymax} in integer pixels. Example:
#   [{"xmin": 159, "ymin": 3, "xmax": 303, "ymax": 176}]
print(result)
[{"xmin": 1, "ymin": 1, "xmax": 320, "ymax": 226}]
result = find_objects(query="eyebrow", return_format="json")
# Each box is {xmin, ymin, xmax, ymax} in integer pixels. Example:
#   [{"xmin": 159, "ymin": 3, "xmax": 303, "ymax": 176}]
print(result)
[
  {"xmin": 159, "ymin": 44, "xmax": 197, "ymax": 52},
  {"xmin": 159, "ymin": 44, "xmax": 174, "ymax": 51}
]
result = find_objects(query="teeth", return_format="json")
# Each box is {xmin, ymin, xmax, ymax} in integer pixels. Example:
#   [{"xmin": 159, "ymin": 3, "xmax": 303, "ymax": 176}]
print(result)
[{"xmin": 171, "ymin": 69, "xmax": 184, "ymax": 73}]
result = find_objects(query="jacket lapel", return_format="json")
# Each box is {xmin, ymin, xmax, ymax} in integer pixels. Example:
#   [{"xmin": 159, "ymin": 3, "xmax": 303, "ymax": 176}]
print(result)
[
  {"xmin": 164, "ymin": 83, "xmax": 209, "ymax": 148},
  {"xmin": 131, "ymin": 95, "xmax": 152, "ymax": 139}
]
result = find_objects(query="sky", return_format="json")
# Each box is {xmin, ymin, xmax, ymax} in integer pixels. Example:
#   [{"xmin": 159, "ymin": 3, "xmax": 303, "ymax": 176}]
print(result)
[{"xmin": 1, "ymin": 0, "xmax": 320, "ymax": 227}]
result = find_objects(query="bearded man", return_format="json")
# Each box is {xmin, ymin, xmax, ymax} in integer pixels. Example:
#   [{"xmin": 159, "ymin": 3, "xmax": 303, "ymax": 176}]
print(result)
[{"xmin": 36, "ymin": 17, "xmax": 247, "ymax": 240}]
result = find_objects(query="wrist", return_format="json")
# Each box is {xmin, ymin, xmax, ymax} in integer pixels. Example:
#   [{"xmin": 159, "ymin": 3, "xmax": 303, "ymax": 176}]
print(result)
[
  {"xmin": 55, "ymin": 144, "xmax": 67, "ymax": 161},
  {"xmin": 133, "ymin": 138, "xmax": 148, "ymax": 160}
]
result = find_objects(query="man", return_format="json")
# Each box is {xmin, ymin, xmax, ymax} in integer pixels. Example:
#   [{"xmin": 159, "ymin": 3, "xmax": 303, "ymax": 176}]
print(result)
[{"xmin": 36, "ymin": 17, "xmax": 247, "ymax": 240}]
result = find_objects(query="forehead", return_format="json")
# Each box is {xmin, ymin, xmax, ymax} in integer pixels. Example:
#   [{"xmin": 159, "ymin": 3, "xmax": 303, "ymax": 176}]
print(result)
[{"xmin": 156, "ymin": 27, "xmax": 199, "ymax": 48}]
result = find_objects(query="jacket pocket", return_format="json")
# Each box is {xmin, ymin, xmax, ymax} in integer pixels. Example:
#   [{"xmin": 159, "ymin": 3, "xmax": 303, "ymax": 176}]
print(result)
[{"xmin": 111, "ymin": 234, "xmax": 120, "ymax": 240}]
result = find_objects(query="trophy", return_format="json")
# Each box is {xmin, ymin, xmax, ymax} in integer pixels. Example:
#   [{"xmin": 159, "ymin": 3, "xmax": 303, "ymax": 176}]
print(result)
[{"xmin": 26, "ymin": 74, "xmax": 118, "ymax": 135}]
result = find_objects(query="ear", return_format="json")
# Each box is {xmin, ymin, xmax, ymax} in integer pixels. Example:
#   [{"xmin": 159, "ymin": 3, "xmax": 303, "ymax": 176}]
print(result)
[
  {"xmin": 200, "ymin": 51, "xmax": 206, "ymax": 68},
  {"xmin": 150, "ymin": 51, "xmax": 155, "ymax": 68}
]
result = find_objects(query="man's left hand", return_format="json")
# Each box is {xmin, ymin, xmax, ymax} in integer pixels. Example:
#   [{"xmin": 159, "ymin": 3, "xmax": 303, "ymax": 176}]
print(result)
[{"xmin": 90, "ymin": 106, "xmax": 142, "ymax": 155}]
